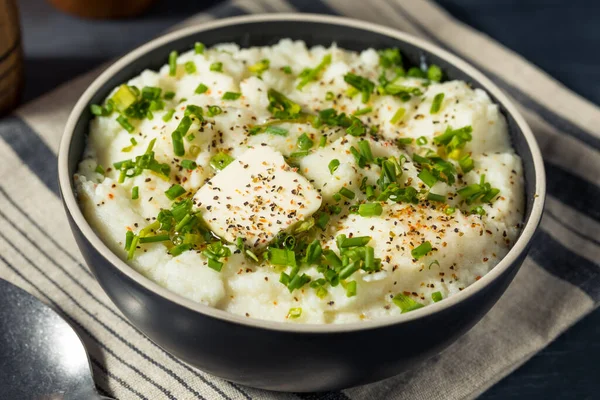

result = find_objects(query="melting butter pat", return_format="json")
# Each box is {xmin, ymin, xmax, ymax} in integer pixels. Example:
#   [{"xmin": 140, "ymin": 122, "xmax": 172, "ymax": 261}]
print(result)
[{"xmin": 193, "ymin": 146, "xmax": 322, "ymax": 249}]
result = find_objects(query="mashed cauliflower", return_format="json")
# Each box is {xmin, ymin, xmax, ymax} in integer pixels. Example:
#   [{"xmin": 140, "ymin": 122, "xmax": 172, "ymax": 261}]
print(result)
[{"xmin": 75, "ymin": 40, "xmax": 524, "ymax": 324}]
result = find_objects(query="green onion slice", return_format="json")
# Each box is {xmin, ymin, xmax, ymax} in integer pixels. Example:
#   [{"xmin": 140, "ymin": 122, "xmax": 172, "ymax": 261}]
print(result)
[
  {"xmin": 168, "ymin": 51, "xmax": 178, "ymax": 76},
  {"xmin": 411, "ymin": 241, "xmax": 432, "ymax": 260},
  {"xmin": 328, "ymin": 159, "xmax": 340, "ymax": 175},
  {"xmin": 358, "ymin": 203, "xmax": 383, "ymax": 217},
  {"xmin": 194, "ymin": 83, "xmax": 208, "ymax": 94},
  {"xmin": 165, "ymin": 184, "xmax": 186, "ymax": 200},
  {"xmin": 222, "ymin": 92, "xmax": 241, "ymax": 100},
  {"xmin": 393, "ymin": 293, "xmax": 424, "ymax": 313},
  {"xmin": 210, "ymin": 152, "xmax": 234, "ymax": 170},
  {"xmin": 430, "ymin": 93, "xmax": 445, "ymax": 114}
]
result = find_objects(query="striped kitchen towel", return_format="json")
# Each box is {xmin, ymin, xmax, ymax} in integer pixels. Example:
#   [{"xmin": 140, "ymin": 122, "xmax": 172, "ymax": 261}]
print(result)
[{"xmin": 1, "ymin": 0, "xmax": 598, "ymax": 399}]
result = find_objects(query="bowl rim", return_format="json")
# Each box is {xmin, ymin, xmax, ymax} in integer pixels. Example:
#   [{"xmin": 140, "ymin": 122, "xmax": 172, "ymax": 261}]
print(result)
[{"xmin": 58, "ymin": 13, "xmax": 546, "ymax": 333}]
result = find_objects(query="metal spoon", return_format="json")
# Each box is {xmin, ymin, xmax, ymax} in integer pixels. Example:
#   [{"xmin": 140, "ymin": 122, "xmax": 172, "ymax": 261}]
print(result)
[{"xmin": 0, "ymin": 278, "xmax": 113, "ymax": 400}]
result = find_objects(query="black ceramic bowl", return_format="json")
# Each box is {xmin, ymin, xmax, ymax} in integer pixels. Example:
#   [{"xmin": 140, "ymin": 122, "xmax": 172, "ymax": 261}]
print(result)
[{"xmin": 58, "ymin": 14, "xmax": 545, "ymax": 392}]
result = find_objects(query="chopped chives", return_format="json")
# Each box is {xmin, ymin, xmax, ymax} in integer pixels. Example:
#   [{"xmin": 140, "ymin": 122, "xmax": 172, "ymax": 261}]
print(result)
[
  {"xmin": 392, "ymin": 293, "xmax": 424, "ymax": 313},
  {"xmin": 365, "ymin": 185, "xmax": 375, "ymax": 200},
  {"xmin": 162, "ymin": 109, "xmax": 175, "ymax": 122},
  {"xmin": 471, "ymin": 206, "xmax": 486, "ymax": 216},
  {"xmin": 407, "ymin": 67, "xmax": 426, "ymax": 78},
  {"xmin": 184, "ymin": 105, "xmax": 203, "ymax": 121},
  {"xmin": 343, "ymin": 73, "xmax": 375, "ymax": 103},
  {"xmin": 357, "ymin": 140, "xmax": 374, "ymax": 162},
  {"xmin": 169, "ymin": 243, "xmax": 192, "ymax": 257},
  {"xmin": 209, "ymin": 62, "xmax": 223, "ymax": 72},
  {"xmin": 297, "ymin": 54, "xmax": 332, "ymax": 90},
  {"xmin": 397, "ymin": 137, "xmax": 413, "ymax": 146},
  {"xmin": 319, "ymin": 136, "xmax": 327, "ymax": 147},
  {"xmin": 390, "ymin": 107, "xmax": 406, "ymax": 124},
  {"xmin": 149, "ymin": 99, "xmax": 164, "ymax": 111},
  {"xmin": 171, "ymin": 132, "xmax": 185, "ymax": 156},
  {"xmin": 189, "ymin": 145, "xmax": 200, "ymax": 157},
  {"xmin": 428, "ymin": 65, "xmax": 443, "ymax": 82},
  {"xmin": 458, "ymin": 153, "xmax": 474, "ymax": 173},
  {"xmin": 194, "ymin": 42, "xmax": 205, "ymax": 54},
  {"xmin": 416, "ymin": 136, "xmax": 428, "ymax": 146},
  {"xmin": 418, "ymin": 169, "xmax": 438, "ymax": 187},
  {"xmin": 288, "ymin": 274, "xmax": 310, "ymax": 293},
  {"xmin": 126, "ymin": 234, "xmax": 139, "ymax": 260},
  {"xmin": 445, "ymin": 206, "xmax": 456, "ymax": 215},
  {"xmin": 338, "ymin": 236, "xmax": 371, "ymax": 248},
  {"xmin": 164, "ymin": 91, "xmax": 176, "ymax": 100},
  {"xmin": 364, "ymin": 246, "xmax": 375, "ymax": 270},
  {"xmin": 165, "ymin": 184, "xmax": 186, "ymax": 200},
  {"xmin": 139, "ymin": 234, "xmax": 170, "ymax": 243},
  {"xmin": 333, "ymin": 193, "xmax": 342, "ymax": 201},
  {"xmin": 328, "ymin": 159, "xmax": 340, "ymax": 175},
  {"xmin": 316, "ymin": 212, "xmax": 330, "ymax": 230},
  {"xmin": 297, "ymin": 133, "xmax": 314, "ymax": 150},
  {"xmin": 339, "ymin": 261, "xmax": 360, "ymax": 280},
  {"xmin": 248, "ymin": 58, "xmax": 270, "ymax": 75},
  {"xmin": 181, "ymin": 159, "xmax": 197, "ymax": 170},
  {"xmin": 174, "ymin": 214, "xmax": 193, "ymax": 232},
  {"xmin": 121, "ymin": 137, "xmax": 138, "ymax": 152},
  {"xmin": 90, "ymin": 104, "xmax": 105, "ymax": 116},
  {"xmin": 353, "ymin": 107, "xmax": 372, "ymax": 116},
  {"xmin": 287, "ymin": 307, "xmax": 302, "ymax": 319},
  {"xmin": 194, "ymin": 83, "xmax": 208, "ymax": 94},
  {"xmin": 222, "ymin": 92, "xmax": 241, "ymax": 100},
  {"xmin": 345, "ymin": 280, "xmax": 357, "ymax": 297},
  {"xmin": 168, "ymin": 51, "xmax": 178, "ymax": 76},
  {"xmin": 264, "ymin": 126, "xmax": 288, "ymax": 136},
  {"xmin": 269, "ymin": 248, "xmax": 296, "ymax": 267},
  {"xmin": 111, "ymin": 85, "xmax": 137, "ymax": 111},
  {"xmin": 411, "ymin": 241, "xmax": 432, "ymax": 260},
  {"xmin": 186, "ymin": 133, "xmax": 195, "ymax": 142},
  {"xmin": 116, "ymin": 115, "xmax": 135, "ymax": 133},
  {"xmin": 124, "ymin": 230, "xmax": 134, "ymax": 251},
  {"xmin": 324, "ymin": 250, "xmax": 343, "ymax": 269},
  {"xmin": 339, "ymin": 187, "xmax": 355, "ymax": 199},
  {"xmin": 207, "ymin": 258, "xmax": 223, "ymax": 272},
  {"xmin": 95, "ymin": 165, "xmax": 105, "ymax": 175},
  {"xmin": 350, "ymin": 146, "xmax": 366, "ymax": 168},
  {"xmin": 431, "ymin": 291, "xmax": 443, "ymax": 302},
  {"xmin": 325, "ymin": 91, "xmax": 334, "ymax": 101},
  {"xmin": 290, "ymin": 150, "xmax": 311, "ymax": 158},
  {"xmin": 346, "ymin": 117, "xmax": 366, "ymax": 136},
  {"xmin": 281, "ymin": 66, "xmax": 292, "ymax": 74},
  {"xmin": 210, "ymin": 152, "xmax": 234, "ymax": 170},
  {"xmin": 246, "ymin": 250, "xmax": 259, "ymax": 262},
  {"xmin": 184, "ymin": 61, "xmax": 196, "ymax": 74},
  {"xmin": 358, "ymin": 203, "xmax": 383, "ymax": 217},
  {"xmin": 427, "ymin": 192, "xmax": 446, "ymax": 203},
  {"xmin": 206, "ymin": 105, "xmax": 222, "ymax": 117},
  {"xmin": 131, "ymin": 186, "xmax": 139, "ymax": 200},
  {"xmin": 457, "ymin": 174, "xmax": 500, "ymax": 204},
  {"xmin": 329, "ymin": 205, "xmax": 342, "ymax": 214},
  {"xmin": 304, "ymin": 240, "xmax": 323, "ymax": 265},
  {"xmin": 430, "ymin": 93, "xmax": 445, "ymax": 114}
]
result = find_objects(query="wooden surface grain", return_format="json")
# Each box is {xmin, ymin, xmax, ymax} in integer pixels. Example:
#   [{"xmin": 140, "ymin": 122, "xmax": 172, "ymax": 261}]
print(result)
[{"xmin": 0, "ymin": 0, "xmax": 22, "ymax": 115}]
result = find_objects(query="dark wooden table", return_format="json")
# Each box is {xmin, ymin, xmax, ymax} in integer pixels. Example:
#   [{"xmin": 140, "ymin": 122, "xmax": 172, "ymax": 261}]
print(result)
[{"xmin": 16, "ymin": 0, "xmax": 600, "ymax": 397}]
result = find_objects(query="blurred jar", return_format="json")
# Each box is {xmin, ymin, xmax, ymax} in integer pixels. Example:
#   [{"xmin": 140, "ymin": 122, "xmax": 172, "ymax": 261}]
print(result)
[
  {"xmin": 0, "ymin": 0, "xmax": 23, "ymax": 115},
  {"xmin": 47, "ymin": 0, "xmax": 157, "ymax": 19}
]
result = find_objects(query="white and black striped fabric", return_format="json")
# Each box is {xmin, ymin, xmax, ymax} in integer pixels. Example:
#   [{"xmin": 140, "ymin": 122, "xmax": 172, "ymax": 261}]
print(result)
[{"xmin": 1, "ymin": 1, "xmax": 598, "ymax": 399}]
